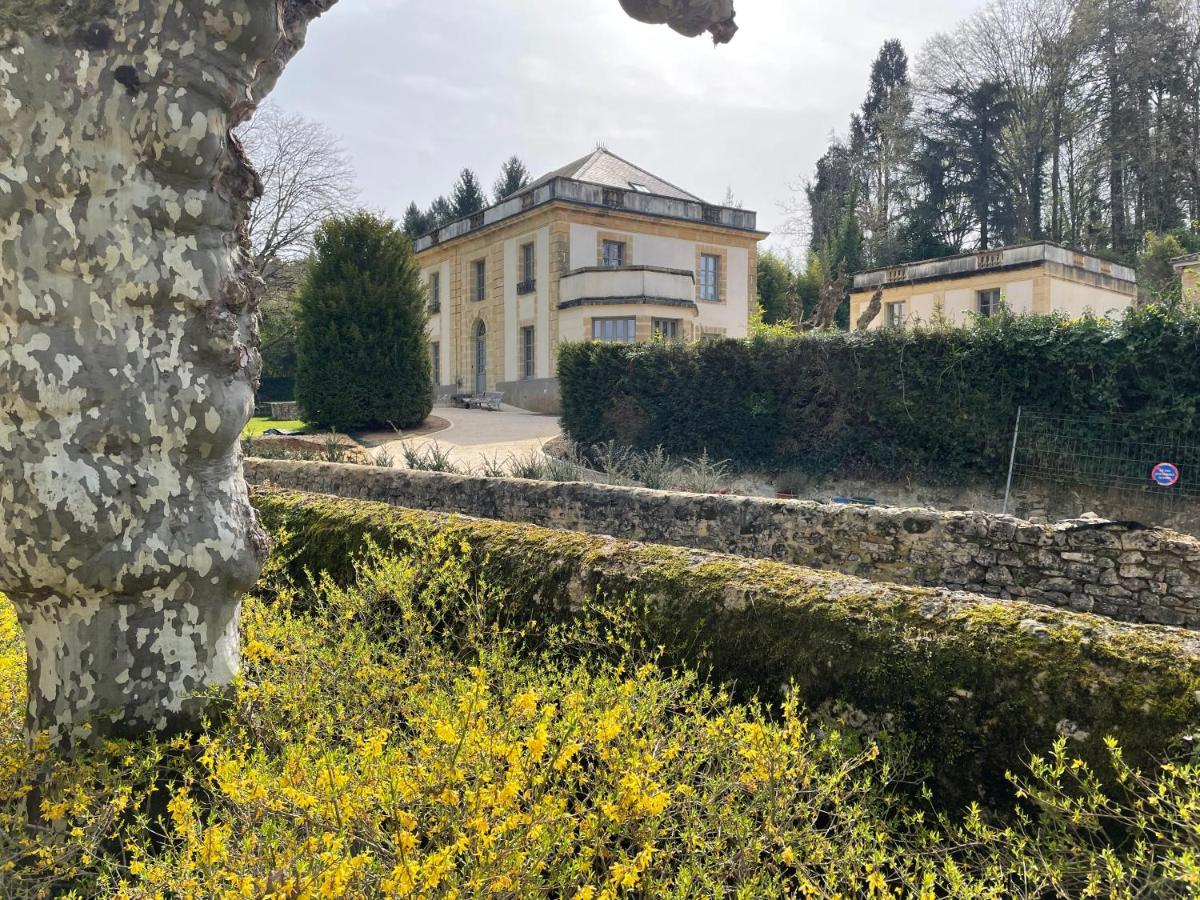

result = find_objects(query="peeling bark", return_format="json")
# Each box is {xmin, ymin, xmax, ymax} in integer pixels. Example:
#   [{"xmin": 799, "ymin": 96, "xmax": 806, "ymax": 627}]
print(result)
[
  {"xmin": 618, "ymin": 0, "xmax": 738, "ymax": 43},
  {"xmin": 0, "ymin": 0, "xmax": 735, "ymax": 746},
  {"xmin": 0, "ymin": 0, "xmax": 334, "ymax": 745}
]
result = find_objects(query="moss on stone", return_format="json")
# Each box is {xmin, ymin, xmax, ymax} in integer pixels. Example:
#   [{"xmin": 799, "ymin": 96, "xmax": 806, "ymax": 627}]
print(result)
[{"xmin": 252, "ymin": 488, "xmax": 1200, "ymax": 805}]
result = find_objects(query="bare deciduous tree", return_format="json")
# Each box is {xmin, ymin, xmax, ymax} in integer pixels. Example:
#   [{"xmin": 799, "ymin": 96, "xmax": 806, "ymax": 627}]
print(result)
[{"xmin": 238, "ymin": 103, "xmax": 358, "ymax": 291}]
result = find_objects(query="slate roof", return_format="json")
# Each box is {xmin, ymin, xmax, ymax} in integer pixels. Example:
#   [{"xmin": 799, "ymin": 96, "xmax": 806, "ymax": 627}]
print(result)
[{"xmin": 528, "ymin": 149, "xmax": 705, "ymax": 203}]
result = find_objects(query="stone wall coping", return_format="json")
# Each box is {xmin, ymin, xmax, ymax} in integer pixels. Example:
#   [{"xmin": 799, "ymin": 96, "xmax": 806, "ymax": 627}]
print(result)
[{"xmin": 244, "ymin": 458, "xmax": 1200, "ymax": 628}]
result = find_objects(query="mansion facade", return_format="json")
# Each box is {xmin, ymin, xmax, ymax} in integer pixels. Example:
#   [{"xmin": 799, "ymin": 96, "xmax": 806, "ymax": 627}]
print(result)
[{"xmin": 415, "ymin": 150, "xmax": 767, "ymax": 412}]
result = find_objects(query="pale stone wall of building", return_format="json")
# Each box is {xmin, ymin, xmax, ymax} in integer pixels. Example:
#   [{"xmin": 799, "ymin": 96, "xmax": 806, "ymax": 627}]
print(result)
[
  {"xmin": 851, "ymin": 260, "xmax": 1135, "ymax": 331},
  {"xmin": 1049, "ymin": 277, "xmax": 1136, "ymax": 318},
  {"xmin": 856, "ymin": 272, "xmax": 1046, "ymax": 329},
  {"xmin": 568, "ymin": 222, "xmax": 752, "ymax": 337},
  {"xmin": 246, "ymin": 459, "xmax": 1200, "ymax": 629}
]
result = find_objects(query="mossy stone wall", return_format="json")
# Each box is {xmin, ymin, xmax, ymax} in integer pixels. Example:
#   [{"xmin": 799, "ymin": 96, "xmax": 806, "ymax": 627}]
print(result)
[
  {"xmin": 246, "ymin": 459, "xmax": 1200, "ymax": 627},
  {"xmin": 251, "ymin": 488, "xmax": 1200, "ymax": 805}
]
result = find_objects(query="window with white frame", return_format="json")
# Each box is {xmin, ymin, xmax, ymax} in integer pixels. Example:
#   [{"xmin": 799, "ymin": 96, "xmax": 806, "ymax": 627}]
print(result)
[
  {"xmin": 521, "ymin": 326, "xmax": 535, "ymax": 379},
  {"xmin": 601, "ymin": 240, "xmax": 626, "ymax": 268},
  {"xmin": 977, "ymin": 288, "xmax": 1001, "ymax": 317},
  {"xmin": 651, "ymin": 318, "xmax": 681, "ymax": 341},
  {"xmin": 591, "ymin": 317, "xmax": 636, "ymax": 343},
  {"xmin": 472, "ymin": 259, "xmax": 487, "ymax": 302},
  {"xmin": 699, "ymin": 253, "xmax": 720, "ymax": 301},
  {"xmin": 885, "ymin": 301, "xmax": 906, "ymax": 328},
  {"xmin": 430, "ymin": 341, "xmax": 440, "ymax": 386}
]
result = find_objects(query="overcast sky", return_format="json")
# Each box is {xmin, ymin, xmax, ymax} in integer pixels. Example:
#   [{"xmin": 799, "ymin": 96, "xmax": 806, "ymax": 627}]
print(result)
[{"xmin": 268, "ymin": 0, "xmax": 979, "ymax": 252}]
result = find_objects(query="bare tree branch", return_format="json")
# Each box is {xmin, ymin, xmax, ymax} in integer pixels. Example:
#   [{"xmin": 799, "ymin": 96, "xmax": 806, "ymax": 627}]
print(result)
[{"xmin": 237, "ymin": 103, "xmax": 358, "ymax": 290}]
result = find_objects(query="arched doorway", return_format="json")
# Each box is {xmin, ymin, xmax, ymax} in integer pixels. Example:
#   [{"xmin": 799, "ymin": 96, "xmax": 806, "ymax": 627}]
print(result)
[{"xmin": 474, "ymin": 320, "xmax": 487, "ymax": 395}]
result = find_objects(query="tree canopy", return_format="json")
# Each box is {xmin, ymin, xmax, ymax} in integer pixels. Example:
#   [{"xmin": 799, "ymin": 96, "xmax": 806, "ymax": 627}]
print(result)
[
  {"xmin": 450, "ymin": 168, "xmax": 487, "ymax": 219},
  {"xmin": 493, "ymin": 155, "xmax": 532, "ymax": 202},
  {"xmin": 800, "ymin": 0, "xmax": 1200, "ymax": 289}
]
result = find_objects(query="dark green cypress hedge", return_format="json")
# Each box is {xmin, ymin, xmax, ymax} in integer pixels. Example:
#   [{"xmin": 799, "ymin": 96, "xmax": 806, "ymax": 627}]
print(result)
[
  {"xmin": 295, "ymin": 212, "xmax": 433, "ymax": 432},
  {"xmin": 558, "ymin": 306, "xmax": 1200, "ymax": 482}
]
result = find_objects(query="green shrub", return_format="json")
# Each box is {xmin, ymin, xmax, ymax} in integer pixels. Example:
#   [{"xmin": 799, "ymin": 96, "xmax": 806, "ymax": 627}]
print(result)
[
  {"xmin": 295, "ymin": 212, "xmax": 433, "ymax": 432},
  {"xmin": 558, "ymin": 306, "xmax": 1200, "ymax": 481},
  {"xmin": 251, "ymin": 489, "xmax": 1200, "ymax": 806}
]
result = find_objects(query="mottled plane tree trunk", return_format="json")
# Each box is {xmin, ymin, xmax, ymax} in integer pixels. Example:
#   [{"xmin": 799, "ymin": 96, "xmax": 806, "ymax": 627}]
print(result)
[
  {"xmin": 620, "ymin": 0, "xmax": 738, "ymax": 42},
  {"xmin": 0, "ymin": 0, "xmax": 336, "ymax": 746},
  {"xmin": 0, "ymin": 0, "xmax": 734, "ymax": 747}
]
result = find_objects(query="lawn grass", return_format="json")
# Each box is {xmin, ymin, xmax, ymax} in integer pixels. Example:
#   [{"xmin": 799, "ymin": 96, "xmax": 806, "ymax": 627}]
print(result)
[{"xmin": 242, "ymin": 417, "xmax": 309, "ymax": 438}]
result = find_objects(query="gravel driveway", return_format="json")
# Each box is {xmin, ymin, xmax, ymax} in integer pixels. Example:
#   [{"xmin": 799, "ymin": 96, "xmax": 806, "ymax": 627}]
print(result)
[{"xmin": 365, "ymin": 406, "xmax": 562, "ymax": 472}]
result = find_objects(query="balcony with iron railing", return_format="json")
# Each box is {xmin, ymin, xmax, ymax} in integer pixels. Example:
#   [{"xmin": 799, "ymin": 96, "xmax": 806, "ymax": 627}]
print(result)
[{"xmin": 413, "ymin": 178, "xmax": 760, "ymax": 253}]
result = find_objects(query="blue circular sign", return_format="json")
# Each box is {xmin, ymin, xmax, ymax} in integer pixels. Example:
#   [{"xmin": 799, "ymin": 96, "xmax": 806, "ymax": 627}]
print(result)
[{"xmin": 1152, "ymin": 462, "xmax": 1181, "ymax": 487}]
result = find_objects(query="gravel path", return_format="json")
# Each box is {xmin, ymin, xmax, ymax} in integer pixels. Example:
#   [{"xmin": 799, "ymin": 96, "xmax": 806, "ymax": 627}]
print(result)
[{"xmin": 368, "ymin": 406, "xmax": 562, "ymax": 472}]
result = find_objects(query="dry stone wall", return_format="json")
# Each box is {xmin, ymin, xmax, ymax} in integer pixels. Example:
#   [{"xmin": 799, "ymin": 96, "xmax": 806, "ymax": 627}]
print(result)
[{"xmin": 245, "ymin": 459, "xmax": 1200, "ymax": 629}]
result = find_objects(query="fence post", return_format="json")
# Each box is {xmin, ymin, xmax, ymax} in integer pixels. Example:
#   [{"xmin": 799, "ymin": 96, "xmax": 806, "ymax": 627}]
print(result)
[{"xmin": 1003, "ymin": 405, "xmax": 1023, "ymax": 516}]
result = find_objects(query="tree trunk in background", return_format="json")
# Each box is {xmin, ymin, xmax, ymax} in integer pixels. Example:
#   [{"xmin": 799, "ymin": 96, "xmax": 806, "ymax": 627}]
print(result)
[
  {"xmin": 1051, "ymin": 103, "xmax": 1062, "ymax": 241},
  {"xmin": 0, "ymin": 0, "xmax": 336, "ymax": 746}
]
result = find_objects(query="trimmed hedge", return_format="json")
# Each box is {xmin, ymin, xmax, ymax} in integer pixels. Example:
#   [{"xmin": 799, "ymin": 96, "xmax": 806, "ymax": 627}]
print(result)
[
  {"xmin": 252, "ymin": 488, "xmax": 1200, "ymax": 804},
  {"xmin": 557, "ymin": 307, "xmax": 1200, "ymax": 481}
]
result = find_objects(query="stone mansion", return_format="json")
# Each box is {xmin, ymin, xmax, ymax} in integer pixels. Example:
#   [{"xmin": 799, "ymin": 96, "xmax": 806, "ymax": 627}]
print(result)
[{"xmin": 415, "ymin": 150, "xmax": 767, "ymax": 412}]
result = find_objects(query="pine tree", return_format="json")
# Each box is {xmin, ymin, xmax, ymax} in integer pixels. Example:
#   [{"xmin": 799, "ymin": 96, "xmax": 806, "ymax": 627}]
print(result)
[
  {"xmin": 934, "ymin": 79, "xmax": 1016, "ymax": 250},
  {"xmin": 854, "ymin": 40, "xmax": 914, "ymax": 267},
  {"xmin": 450, "ymin": 168, "xmax": 487, "ymax": 218},
  {"xmin": 295, "ymin": 212, "xmax": 433, "ymax": 432},
  {"xmin": 402, "ymin": 202, "xmax": 431, "ymax": 238},
  {"xmin": 492, "ymin": 155, "xmax": 531, "ymax": 203},
  {"xmin": 427, "ymin": 196, "xmax": 453, "ymax": 229}
]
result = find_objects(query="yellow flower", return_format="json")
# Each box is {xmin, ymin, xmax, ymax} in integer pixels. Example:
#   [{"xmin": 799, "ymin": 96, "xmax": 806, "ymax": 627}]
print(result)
[
  {"xmin": 596, "ymin": 708, "xmax": 623, "ymax": 744},
  {"xmin": 781, "ymin": 847, "xmax": 796, "ymax": 866},
  {"xmin": 511, "ymin": 691, "xmax": 539, "ymax": 718},
  {"xmin": 435, "ymin": 721, "xmax": 458, "ymax": 744},
  {"xmin": 525, "ymin": 723, "xmax": 549, "ymax": 760},
  {"xmin": 554, "ymin": 741, "xmax": 582, "ymax": 772}
]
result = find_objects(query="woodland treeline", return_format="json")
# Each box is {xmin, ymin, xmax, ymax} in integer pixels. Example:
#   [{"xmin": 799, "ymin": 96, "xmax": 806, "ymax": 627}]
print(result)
[{"xmin": 764, "ymin": 0, "xmax": 1200, "ymax": 324}]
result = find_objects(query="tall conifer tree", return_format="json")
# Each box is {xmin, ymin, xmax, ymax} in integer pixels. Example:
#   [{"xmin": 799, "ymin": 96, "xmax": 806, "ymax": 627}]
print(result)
[{"xmin": 296, "ymin": 212, "xmax": 433, "ymax": 431}]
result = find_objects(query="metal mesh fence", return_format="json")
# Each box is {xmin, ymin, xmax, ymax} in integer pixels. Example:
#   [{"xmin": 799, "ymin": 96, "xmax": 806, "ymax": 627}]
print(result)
[{"xmin": 1010, "ymin": 410, "xmax": 1200, "ymax": 511}]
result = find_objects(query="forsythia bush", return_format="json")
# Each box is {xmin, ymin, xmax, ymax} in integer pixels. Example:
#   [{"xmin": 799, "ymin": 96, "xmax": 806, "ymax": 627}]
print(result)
[{"xmin": 2, "ymin": 537, "xmax": 1200, "ymax": 898}]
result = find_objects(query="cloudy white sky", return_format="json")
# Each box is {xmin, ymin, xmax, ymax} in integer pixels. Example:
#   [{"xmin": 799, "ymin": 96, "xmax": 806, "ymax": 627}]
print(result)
[{"xmin": 268, "ymin": 0, "xmax": 979, "ymax": 251}]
